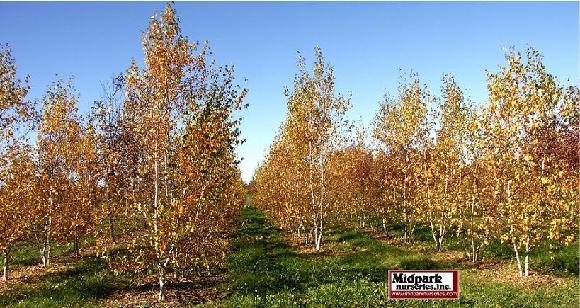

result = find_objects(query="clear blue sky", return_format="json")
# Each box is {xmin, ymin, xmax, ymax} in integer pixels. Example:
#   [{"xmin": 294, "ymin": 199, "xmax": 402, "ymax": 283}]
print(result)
[{"xmin": 1, "ymin": 1, "xmax": 578, "ymax": 182}]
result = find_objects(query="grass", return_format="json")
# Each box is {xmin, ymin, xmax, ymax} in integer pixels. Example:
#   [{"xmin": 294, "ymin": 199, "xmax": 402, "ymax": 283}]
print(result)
[
  {"xmin": 209, "ymin": 207, "xmax": 579, "ymax": 307},
  {"xmin": 1, "ymin": 208, "xmax": 577, "ymax": 307},
  {"xmin": 0, "ymin": 238, "xmax": 133, "ymax": 307},
  {"xmin": 371, "ymin": 221, "xmax": 578, "ymax": 277},
  {"xmin": 0, "ymin": 256, "xmax": 132, "ymax": 307},
  {"xmin": 9, "ymin": 240, "xmax": 79, "ymax": 267}
]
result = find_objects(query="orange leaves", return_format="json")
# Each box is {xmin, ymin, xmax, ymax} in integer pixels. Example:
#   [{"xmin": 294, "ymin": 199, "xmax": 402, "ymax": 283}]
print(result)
[
  {"xmin": 113, "ymin": 5, "xmax": 247, "ymax": 295},
  {"xmin": 0, "ymin": 143, "xmax": 35, "ymax": 251},
  {"xmin": 482, "ymin": 47, "xmax": 577, "ymax": 258},
  {"xmin": 34, "ymin": 79, "xmax": 98, "ymax": 253},
  {"xmin": 254, "ymin": 48, "xmax": 350, "ymax": 250},
  {"xmin": 0, "ymin": 45, "xmax": 33, "ymax": 140},
  {"xmin": 256, "ymin": 47, "xmax": 575, "ymax": 270}
]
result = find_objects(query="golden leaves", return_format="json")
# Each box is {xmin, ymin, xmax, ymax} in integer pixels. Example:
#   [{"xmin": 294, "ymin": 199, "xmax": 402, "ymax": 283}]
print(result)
[
  {"xmin": 256, "ymin": 47, "xmax": 576, "ymax": 264},
  {"xmin": 254, "ymin": 48, "xmax": 351, "ymax": 247},
  {"xmin": 115, "ymin": 3, "xmax": 248, "ymax": 280}
]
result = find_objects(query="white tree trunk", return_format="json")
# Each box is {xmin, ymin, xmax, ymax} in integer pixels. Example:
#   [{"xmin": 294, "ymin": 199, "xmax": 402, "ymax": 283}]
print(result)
[
  {"xmin": 2, "ymin": 249, "xmax": 7, "ymax": 281},
  {"xmin": 158, "ymin": 263, "xmax": 165, "ymax": 301},
  {"xmin": 317, "ymin": 152, "xmax": 325, "ymax": 251},
  {"xmin": 153, "ymin": 150, "xmax": 166, "ymax": 301},
  {"xmin": 315, "ymin": 217, "xmax": 322, "ymax": 251},
  {"xmin": 512, "ymin": 236, "xmax": 523, "ymax": 276},
  {"xmin": 403, "ymin": 173, "xmax": 407, "ymax": 241},
  {"xmin": 438, "ymin": 224, "xmax": 445, "ymax": 251},
  {"xmin": 315, "ymin": 234, "xmax": 321, "ymax": 251},
  {"xmin": 524, "ymin": 235, "xmax": 530, "ymax": 276},
  {"xmin": 430, "ymin": 220, "xmax": 439, "ymax": 249},
  {"xmin": 40, "ymin": 246, "xmax": 46, "ymax": 266},
  {"xmin": 43, "ymin": 213, "xmax": 52, "ymax": 267}
]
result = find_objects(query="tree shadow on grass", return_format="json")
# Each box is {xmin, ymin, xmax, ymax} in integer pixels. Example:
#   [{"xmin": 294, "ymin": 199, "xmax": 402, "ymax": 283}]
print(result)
[
  {"xmin": 228, "ymin": 207, "xmax": 307, "ymax": 296},
  {"xmin": 226, "ymin": 207, "xmax": 459, "ymax": 306},
  {"xmin": 0, "ymin": 257, "xmax": 121, "ymax": 306}
]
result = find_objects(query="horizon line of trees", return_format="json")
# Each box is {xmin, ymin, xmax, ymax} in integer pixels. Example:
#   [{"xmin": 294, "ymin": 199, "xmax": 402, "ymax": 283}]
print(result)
[{"xmin": 252, "ymin": 46, "xmax": 578, "ymax": 278}]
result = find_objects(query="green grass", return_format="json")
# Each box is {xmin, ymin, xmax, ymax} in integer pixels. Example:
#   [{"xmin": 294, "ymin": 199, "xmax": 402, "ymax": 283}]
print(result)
[
  {"xmin": 362, "ymin": 217, "xmax": 578, "ymax": 277},
  {"xmin": 2, "ymin": 208, "xmax": 577, "ymax": 307},
  {"xmin": 209, "ymin": 207, "xmax": 578, "ymax": 308},
  {"xmin": 1, "ymin": 238, "xmax": 132, "ymax": 307},
  {"xmin": 9, "ymin": 240, "xmax": 79, "ymax": 267},
  {"xmin": 0, "ymin": 257, "xmax": 132, "ymax": 307}
]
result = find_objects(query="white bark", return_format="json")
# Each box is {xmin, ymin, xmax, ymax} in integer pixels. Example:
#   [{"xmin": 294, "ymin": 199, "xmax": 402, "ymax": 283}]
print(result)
[
  {"xmin": 316, "ymin": 149, "xmax": 325, "ymax": 251},
  {"xmin": 513, "ymin": 239, "xmax": 523, "ymax": 277},
  {"xmin": 315, "ymin": 232, "xmax": 321, "ymax": 251},
  {"xmin": 430, "ymin": 220, "xmax": 438, "ymax": 249},
  {"xmin": 524, "ymin": 235, "xmax": 530, "ymax": 276},
  {"xmin": 43, "ymin": 213, "xmax": 52, "ymax": 267},
  {"xmin": 403, "ymin": 171, "xmax": 407, "ymax": 241},
  {"xmin": 158, "ymin": 263, "xmax": 165, "ymax": 301},
  {"xmin": 153, "ymin": 149, "xmax": 166, "ymax": 301},
  {"xmin": 2, "ymin": 249, "xmax": 7, "ymax": 281},
  {"xmin": 308, "ymin": 139, "xmax": 316, "ymax": 248},
  {"xmin": 507, "ymin": 181, "xmax": 523, "ymax": 276},
  {"xmin": 40, "ymin": 246, "xmax": 46, "ymax": 266}
]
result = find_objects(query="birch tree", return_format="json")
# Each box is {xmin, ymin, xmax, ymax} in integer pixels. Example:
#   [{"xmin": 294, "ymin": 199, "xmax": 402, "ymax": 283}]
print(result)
[
  {"xmin": 254, "ymin": 48, "xmax": 350, "ymax": 250},
  {"xmin": 36, "ymin": 79, "xmax": 82, "ymax": 266},
  {"xmin": 0, "ymin": 144, "xmax": 35, "ymax": 280},
  {"xmin": 124, "ymin": 4, "xmax": 246, "ymax": 300},
  {"xmin": 0, "ymin": 45, "xmax": 35, "ymax": 281},
  {"xmin": 426, "ymin": 75, "xmax": 472, "ymax": 251},
  {"xmin": 373, "ymin": 74, "xmax": 431, "ymax": 241},
  {"xmin": 284, "ymin": 48, "xmax": 350, "ymax": 250},
  {"xmin": 485, "ymin": 47, "xmax": 569, "ymax": 276}
]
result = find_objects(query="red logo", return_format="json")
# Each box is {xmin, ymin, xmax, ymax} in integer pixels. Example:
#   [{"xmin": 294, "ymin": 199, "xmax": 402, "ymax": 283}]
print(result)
[{"xmin": 388, "ymin": 270, "xmax": 459, "ymax": 300}]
